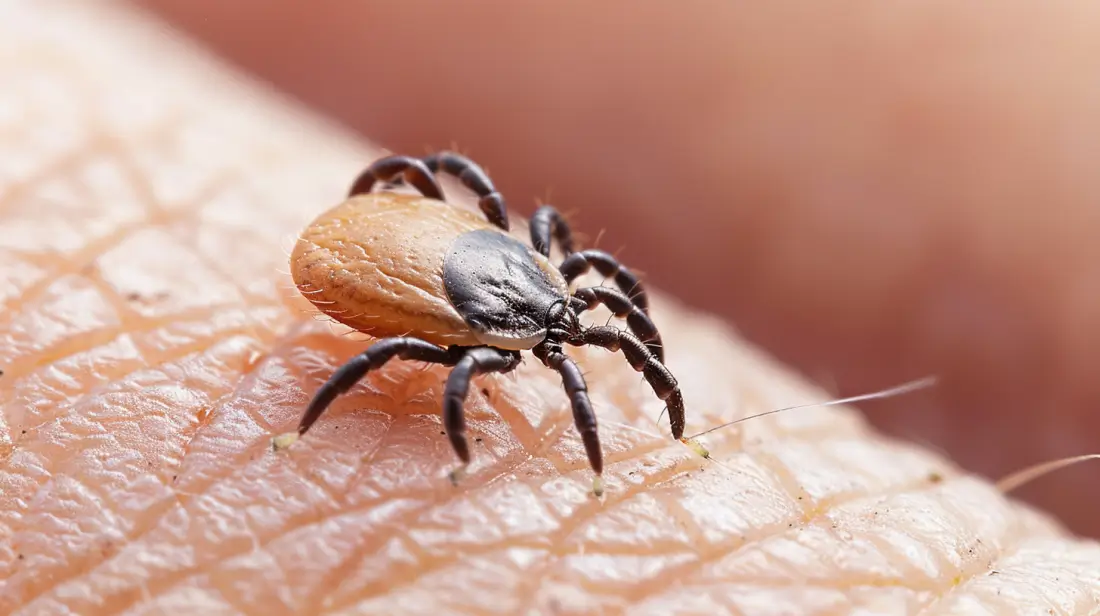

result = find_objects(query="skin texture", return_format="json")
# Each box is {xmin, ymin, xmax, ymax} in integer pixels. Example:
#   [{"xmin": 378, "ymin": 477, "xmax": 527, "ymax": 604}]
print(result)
[
  {"xmin": 137, "ymin": 0, "xmax": 1100, "ymax": 538},
  {"xmin": 1, "ymin": 4, "xmax": 1100, "ymax": 616}
]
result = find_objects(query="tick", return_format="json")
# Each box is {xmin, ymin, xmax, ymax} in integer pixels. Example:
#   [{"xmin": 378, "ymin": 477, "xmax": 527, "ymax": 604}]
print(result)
[{"xmin": 287, "ymin": 152, "xmax": 685, "ymax": 494}]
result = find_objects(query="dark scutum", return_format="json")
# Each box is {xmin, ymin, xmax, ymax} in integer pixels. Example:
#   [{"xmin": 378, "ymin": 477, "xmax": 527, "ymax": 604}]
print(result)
[{"xmin": 443, "ymin": 229, "xmax": 568, "ymax": 345}]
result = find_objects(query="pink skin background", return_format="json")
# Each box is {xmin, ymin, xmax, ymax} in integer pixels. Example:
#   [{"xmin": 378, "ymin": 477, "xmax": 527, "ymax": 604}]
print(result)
[{"xmin": 136, "ymin": 0, "xmax": 1100, "ymax": 537}]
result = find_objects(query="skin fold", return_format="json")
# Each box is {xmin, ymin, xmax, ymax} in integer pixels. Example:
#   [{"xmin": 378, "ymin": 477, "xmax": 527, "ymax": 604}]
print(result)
[{"xmin": 1, "ymin": 2, "xmax": 1099, "ymax": 615}]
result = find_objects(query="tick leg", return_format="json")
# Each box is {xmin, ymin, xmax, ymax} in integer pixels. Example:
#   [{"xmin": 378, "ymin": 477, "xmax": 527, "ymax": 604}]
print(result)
[
  {"xmin": 348, "ymin": 156, "xmax": 444, "ymax": 201},
  {"xmin": 559, "ymin": 249, "xmax": 650, "ymax": 315},
  {"xmin": 420, "ymin": 152, "xmax": 509, "ymax": 231},
  {"xmin": 298, "ymin": 337, "xmax": 464, "ymax": 436},
  {"xmin": 384, "ymin": 151, "xmax": 510, "ymax": 230},
  {"xmin": 533, "ymin": 341, "xmax": 603, "ymax": 477},
  {"xmin": 572, "ymin": 326, "xmax": 685, "ymax": 440},
  {"xmin": 442, "ymin": 347, "xmax": 521, "ymax": 467},
  {"xmin": 571, "ymin": 286, "xmax": 664, "ymax": 363},
  {"xmin": 530, "ymin": 204, "xmax": 576, "ymax": 258}
]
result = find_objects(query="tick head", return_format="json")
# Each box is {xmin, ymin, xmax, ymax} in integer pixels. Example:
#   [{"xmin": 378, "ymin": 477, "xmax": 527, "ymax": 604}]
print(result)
[{"xmin": 544, "ymin": 298, "xmax": 583, "ymax": 342}]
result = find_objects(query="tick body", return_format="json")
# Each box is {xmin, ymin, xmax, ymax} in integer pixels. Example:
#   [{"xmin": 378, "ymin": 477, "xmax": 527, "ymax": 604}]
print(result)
[{"xmin": 289, "ymin": 152, "xmax": 685, "ymax": 491}]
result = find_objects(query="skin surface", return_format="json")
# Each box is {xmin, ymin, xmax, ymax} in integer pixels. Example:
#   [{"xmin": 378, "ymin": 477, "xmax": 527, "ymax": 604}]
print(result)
[
  {"xmin": 2, "ymin": 3, "xmax": 1100, "ymax": 616},
  {"xmin": 138, "ymin": 0, "xmax": 1100, "ymax": 537}
]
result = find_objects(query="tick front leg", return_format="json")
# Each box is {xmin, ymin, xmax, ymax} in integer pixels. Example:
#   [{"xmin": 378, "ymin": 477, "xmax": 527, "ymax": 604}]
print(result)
[
  {"xmin": 559, "ymin": 249, "xmax": 650, "ymax": 315},
  {"xmin": 442, "ymin": 347, "xmax": 522, "ymax": 476},
  {"xmin": 575, "ymin": 326, "xmax": 685, "ymax": 441},
  {"xmin": 297, "ymin": 337, "xmax": 465, "ymax": 436},
  {"xmin": 533, "ymin": 341, "xmax": 604, "ymax": 493},
  {"xmin": 571, "ymin": 286, "xmax": 664, "ymax": 362}
]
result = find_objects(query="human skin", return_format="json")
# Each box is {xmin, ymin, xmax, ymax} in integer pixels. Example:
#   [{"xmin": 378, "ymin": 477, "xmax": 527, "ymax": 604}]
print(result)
[
  {"xmin": 137, "ymin": 0, "xmax": 1100, "ymax": 538},
  {"xmin": 2, "ymin": 3, "xmax": 1100, "ymax": 615}
]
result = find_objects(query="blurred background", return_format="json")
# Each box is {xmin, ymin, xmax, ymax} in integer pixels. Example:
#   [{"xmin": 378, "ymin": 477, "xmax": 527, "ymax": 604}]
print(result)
[{"xmin": 135, "ymin": 1, "xmax": 1100, "ymax": 536}]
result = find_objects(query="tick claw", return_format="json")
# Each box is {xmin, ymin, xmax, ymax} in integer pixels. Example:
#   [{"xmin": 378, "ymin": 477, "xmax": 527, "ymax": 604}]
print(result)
[
  {"xmin": 449, "ymin": 465, "xmax": 469, "ymax": 486},
  {"xmin": 272, "ymin": 432, "xmax": 299, "ymax": 452},
  {"xmin": 681, "ymin": 437, "xmax": 710, "ymax": 459},
  {"xmin": 592, "ymin": 476, "xmax": 605, "ymax": 497}
]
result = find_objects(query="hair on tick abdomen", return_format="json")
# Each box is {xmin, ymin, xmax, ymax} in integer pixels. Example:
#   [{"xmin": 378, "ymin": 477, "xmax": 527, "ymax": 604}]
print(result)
[{"xmin": 279, "ymin": 151, "xmax": 681, "ymax": 496}]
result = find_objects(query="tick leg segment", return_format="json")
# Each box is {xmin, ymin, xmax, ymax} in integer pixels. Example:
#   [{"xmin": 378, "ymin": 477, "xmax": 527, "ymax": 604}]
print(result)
[
  {"xmin": 348, "ymin": 156, "xmax": 444, "ymax": 201},
  {"xmin": 572, "ymin": 286, "xmax": 664, "ymax": 363},
  {"xmin": 571, "ymin": 325, "xmax": 685, "ymax": 440},
  {"xmin": 530, "ymin": 204, "xmax": 576, "ymax": 258},
  {"xmin": 443, "ymin": 347, "xmax": 522, "ymax": 466},
  {"xmin": 559, "ymin": 249, "xmax": 649, "ymax": 315},
  {"xmin": 298, "ymin": 337, "xmax": 464, "ymax": 436},
  {"xmin": 533, "ymin": 341, "xmax": 603, "ymax": 476},
  {"xmin": 420, "ymin": 152, "xmax": 510, "ymax": 231},
  {"xmin": 381, "ymin": 151, "xmax": 510, "ymax": 230}
]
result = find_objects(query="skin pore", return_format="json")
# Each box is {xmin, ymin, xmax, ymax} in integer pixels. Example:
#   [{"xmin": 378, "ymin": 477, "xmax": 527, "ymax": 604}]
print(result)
[{"xmin": 2, "ymin": 2, "xmax": 1099, "ymax": 614}]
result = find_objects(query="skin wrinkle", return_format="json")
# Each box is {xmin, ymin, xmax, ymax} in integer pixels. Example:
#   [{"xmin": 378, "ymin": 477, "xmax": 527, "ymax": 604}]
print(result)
[
  {"xmin": 173, "ymin": 327, "xmax": 309, "ymax": 483},
  {"xmin": 908, "ymin": 534, "xmax": 1040, "ymax": 616},
  {"xmin": 631, "ymin": 475, "xmax": 951, "ymax": 603},
  {"xmin": 368, "ymin": 469, "xmax": 694, "ymax": 604},
  {"xmin": 100, "ymin": 454, "xmax": 520, "ymax": 616},
  {"xmin": 0, "ymin": 305, "xmax": 266, "ymax": 384},
  {"xmin": 366, "ymin": 466, "xmax": 699, "ymax": 616},
  {"xmin": 5, "ymin": 335, "xmax": 234, "ymax": 503},
  {"xmin": 2, "ymin": 2, "xmax": 1100, "ymax": 615},
  {"xmin": 5, "ymin": 207, "xmax": 292, "ymax": 607},
  {"xmin": 0, "ymin": 305, "xmax": 284, "ymax": 430},
  {"xmin": 1, "ymin": 175, "xmax": 227, "ymax": 349},
  {"xmin": 6, "ymin": 332, "xmax": 265, "ymax": 565}
]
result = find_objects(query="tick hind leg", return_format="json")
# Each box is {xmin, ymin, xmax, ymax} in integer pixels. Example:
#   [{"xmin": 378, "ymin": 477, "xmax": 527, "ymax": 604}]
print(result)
[
  {"xmin": 421, "ymin": 152, "xmax": 509, "ymax": 230},
  {"xmin": 348, "ymin": 156, "xmax": 445, "ymax": 203},
  {"xmin": 559, "ymin": 249, "xmax": 650, "ymax": 315},
  {"xmin": 572, "ymin": 325, "xmax": 685, "ymax": 441},
  {"xmin": 374, "ymin": 151, "xmax": 510, "ymax": 230},
  {"xmin": 533, "ymin": 341, "xmax": 604, "ymax": 490},
  {"xmin": 571, "ymin": 286, "xmax": 665, "ymax": 363},
  {"xmin": 296, "ymin": 337, "xmax": 465, "ymax": 436},
  {"xmin": 442, "ymin": 347, "xmax": 522, "ymax": 475}
]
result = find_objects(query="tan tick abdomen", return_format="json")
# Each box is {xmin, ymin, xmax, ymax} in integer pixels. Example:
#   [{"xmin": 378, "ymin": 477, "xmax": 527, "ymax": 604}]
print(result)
[{"xmin": 290, "ymin": 192, "xmax": 493, "ymax": 346}]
